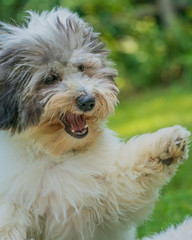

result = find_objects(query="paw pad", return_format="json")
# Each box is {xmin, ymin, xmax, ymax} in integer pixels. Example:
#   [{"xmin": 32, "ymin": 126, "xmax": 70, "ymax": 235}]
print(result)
[
  {"xmin": 162, "ymin": 157, "xmax": 173, "ymax": 166},
  {"xmin": 160, "ymin": 137, "xmax": 188, "ymax": 166}
]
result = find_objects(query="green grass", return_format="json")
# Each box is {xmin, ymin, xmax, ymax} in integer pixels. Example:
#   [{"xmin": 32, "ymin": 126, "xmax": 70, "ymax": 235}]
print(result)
[{"xmin": 107, "ymin": 84, "xmax": 192, "ymax": 238}]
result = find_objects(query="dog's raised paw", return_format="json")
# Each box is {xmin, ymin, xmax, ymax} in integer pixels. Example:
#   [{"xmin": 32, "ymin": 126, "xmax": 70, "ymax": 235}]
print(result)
[
  {"xmin": 157, "ymin": 126, "xmax": 190, "ymax": 167},
  {"xmin": 161, "ymin": 138, "xmax": 187, "ymax": 166}
]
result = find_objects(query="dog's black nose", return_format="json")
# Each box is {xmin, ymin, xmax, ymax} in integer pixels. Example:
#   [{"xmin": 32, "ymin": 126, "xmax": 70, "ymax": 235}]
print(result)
[{"xmin": 76, "ymin": 95, "xmax": 95, "ymax": 112}]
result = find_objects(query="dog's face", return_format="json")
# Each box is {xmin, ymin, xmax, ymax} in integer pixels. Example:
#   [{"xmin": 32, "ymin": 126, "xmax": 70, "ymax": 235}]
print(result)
[{"xmin": 0, "ymin": 8, "xmax": 118, "ymax": 155}]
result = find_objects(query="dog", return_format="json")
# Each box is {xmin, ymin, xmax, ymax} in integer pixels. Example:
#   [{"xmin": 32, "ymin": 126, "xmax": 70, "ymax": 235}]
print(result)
[{"xmin": 0, "ymin": 8, "xmax": 190, "ymax": 240}]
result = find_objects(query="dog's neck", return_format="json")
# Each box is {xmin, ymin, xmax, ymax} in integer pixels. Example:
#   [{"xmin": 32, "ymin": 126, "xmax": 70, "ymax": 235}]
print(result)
[{"xmin": 1, "ymin": 125, "xmax": 106, "ymax": 160}]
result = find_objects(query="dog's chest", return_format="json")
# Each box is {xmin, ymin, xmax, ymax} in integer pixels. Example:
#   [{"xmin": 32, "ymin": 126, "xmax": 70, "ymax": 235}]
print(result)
[{"xmin": 29, "ymin": 160, "xmax": 105, "ymax": 239}]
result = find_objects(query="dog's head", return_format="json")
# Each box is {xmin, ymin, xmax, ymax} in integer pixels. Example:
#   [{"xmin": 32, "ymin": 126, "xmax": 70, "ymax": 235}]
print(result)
[{"xmin": 0, "ymin": 8, "xmax": 118, "ymax": 155}]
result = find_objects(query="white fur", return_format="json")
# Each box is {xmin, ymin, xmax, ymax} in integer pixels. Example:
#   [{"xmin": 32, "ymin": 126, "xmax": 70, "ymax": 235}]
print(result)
[
  {"xmin": 143, "ymin": 217, "xmax": 192, "ymax": 240},
  {"xmin": 0, "ymin": 125, "xmax": 190, "ymax": 240}
]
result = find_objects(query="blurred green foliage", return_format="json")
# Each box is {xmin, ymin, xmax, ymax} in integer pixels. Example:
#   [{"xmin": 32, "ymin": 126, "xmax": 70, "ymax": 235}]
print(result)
[{"xmin": 0, "ymin": 0, "xmax": 192, "ymax": 92}]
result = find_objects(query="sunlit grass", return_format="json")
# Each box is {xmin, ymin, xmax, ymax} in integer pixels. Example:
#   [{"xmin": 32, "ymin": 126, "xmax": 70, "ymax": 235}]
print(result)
[
  {"xmin": 108, "ymin": 85, "xmax": 192, "ymax": 138},
  {"xmin": 107, "ymin": 84, "xmax": 192, "ymax": 238}
]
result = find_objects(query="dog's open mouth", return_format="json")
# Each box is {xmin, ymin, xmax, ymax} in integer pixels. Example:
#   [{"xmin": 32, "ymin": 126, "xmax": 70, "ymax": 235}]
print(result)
[{"xmin": 60, "ymin": 112, "xmax": 88, "ymax": 139}]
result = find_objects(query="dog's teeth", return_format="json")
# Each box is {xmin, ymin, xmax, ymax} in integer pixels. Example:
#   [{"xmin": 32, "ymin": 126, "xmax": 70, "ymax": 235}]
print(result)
[
  {"xmin": 72, "ymin": 130, "xmax": 75, "ymax": 133},
  {"xmin": 85, "ymin": 125, "xmax": 88, "ymax": 128}
]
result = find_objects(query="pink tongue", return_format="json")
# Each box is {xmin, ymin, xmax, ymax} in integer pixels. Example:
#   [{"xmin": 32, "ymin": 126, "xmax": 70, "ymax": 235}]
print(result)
[{"xmin": 65, "ymin": 112, "xmax": 86, "ymax": 131}]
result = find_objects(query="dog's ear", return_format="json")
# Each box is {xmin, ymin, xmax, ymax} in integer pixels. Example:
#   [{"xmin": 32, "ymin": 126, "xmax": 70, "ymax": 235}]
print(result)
[
  {"xmin": 0, "ymin": 49, "xmax": 19, "ymax": 132},
  {"xmin": 0, "ymin": 80, "xmax": 18, "ymax": 131}
]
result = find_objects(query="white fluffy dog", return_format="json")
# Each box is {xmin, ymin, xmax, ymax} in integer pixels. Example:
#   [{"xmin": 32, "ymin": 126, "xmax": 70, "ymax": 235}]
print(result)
[{"xmin": 0, "ymin": 8, "xmax": 190, "ymax": 240}]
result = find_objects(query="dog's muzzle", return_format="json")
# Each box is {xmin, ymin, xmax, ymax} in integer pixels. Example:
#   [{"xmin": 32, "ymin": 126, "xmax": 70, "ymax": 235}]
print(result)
[{"xmin": 60, "ymin": 94, "xmax": 95, "ymax": 139}]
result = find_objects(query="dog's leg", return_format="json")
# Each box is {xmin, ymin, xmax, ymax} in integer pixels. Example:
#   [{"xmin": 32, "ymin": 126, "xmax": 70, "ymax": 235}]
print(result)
[
  {"xmin": 120, "ymin": 125, "xmax": 190, "ymax": 185},
  {"xmin": 104, "ymin": 125, "xmax": 190, "ymax": 227},
  {"xmin": 0, "ymin": 200, "xmax": 30, "ymax": 240}
]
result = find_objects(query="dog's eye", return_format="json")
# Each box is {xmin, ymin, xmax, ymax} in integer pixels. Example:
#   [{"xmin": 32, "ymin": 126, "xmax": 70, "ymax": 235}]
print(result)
[
  {"xmin": 78, "ymin": 65, "xmax": 85, "ymax": 72},
  {"xmin": 44, "ymin": 74, "xmax": 59, "ymax": 85}
]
